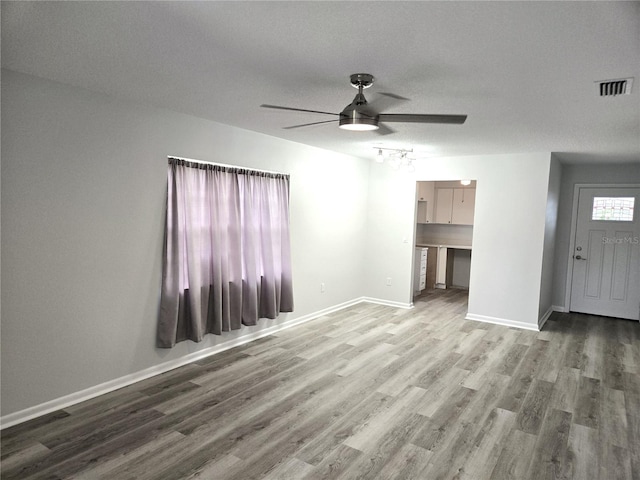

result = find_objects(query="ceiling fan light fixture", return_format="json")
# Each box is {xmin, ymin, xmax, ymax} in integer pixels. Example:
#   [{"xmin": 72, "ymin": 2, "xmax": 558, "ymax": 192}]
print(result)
[
  {"xmin": 338, "ymin": 117, "xmax": 379, "ymax": 131},
  {"xmin": 376, "ymin": 149, "xmax": 385, "ymax": 163},
  {"xmin": 339, "ymin": 123, "xmax": 379, "ymax": 131},
  {"xmin": 339, "ymin": 101, "xmax": 379, "ymax": 131}
]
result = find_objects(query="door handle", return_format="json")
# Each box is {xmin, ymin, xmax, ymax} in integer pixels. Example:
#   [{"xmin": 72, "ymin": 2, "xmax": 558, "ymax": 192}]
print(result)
[{"xmin": 574, "ymin": 255, "xmax": 587, "ymax": 260}]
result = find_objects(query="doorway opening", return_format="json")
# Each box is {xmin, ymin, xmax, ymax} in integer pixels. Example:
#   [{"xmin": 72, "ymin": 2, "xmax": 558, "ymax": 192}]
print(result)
[{"xmin": 413, "ymin": 180, "xmax": 476, "ymax": 305}]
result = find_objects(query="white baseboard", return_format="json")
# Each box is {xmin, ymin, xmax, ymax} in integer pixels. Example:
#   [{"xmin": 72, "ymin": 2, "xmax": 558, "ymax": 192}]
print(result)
[
  {"xmin": 0, "ymin": 296, "xmax": 406, "ymax": 429},
  {"xmin": 538, "ymin": 306, "xmax": 554, "ymax": 330},
  {"xmin": 552, "ymin": 305, "xmax": 566, "ymax": 313},
  {"xmin": 360, "ymin": 297, "xmax": 413, "ymax": 309},
  {"xmin": 465, "ymin": 313, "xmax": 540, "ymax": 331}
]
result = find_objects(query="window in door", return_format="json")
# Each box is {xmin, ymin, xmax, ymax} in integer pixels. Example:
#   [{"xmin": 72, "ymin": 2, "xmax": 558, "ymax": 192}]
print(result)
[{"xmin": 591, "ymin": 197, "xmax": 634, "ymax": 221}]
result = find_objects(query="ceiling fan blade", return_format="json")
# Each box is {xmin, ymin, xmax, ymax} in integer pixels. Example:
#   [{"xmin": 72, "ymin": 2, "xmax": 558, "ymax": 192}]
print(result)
[
  {"xmin": 261, "ymin": 104, "xmax": 342, "ymax": 116},
  {"xmin": 368, "ymin": 92, "xmax": 408, "ymax": 115},
  {"xmin": 375, "ymin": 123, "xmax": 396, "ymax": 136},
  {"xmin": 378, "ymin": 113, "xmax": 467, "ymax": 124},
  {"xmin": 283, "ymin": 119, "xmax": 338, "ymax": 129},
  {"xmin": 377, "ymin": 92, "xmax": 410, "ymax": 101}
]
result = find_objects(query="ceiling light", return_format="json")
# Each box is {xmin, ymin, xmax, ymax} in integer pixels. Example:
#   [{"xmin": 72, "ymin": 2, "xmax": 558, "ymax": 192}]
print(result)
[
  {"xmin": 338, "ymin": 118, "xmax": 379, "ymax": 131},
  {"xmin": 339, "ymin": 123, "xmax": 379, "ymax": 131},
  {"xmin": 339, "ymin": 100, "xmax": 379, "ymax": 131},
  {"xmin": 374, "ymin": 147, "xmax": 415, "ymax": 172}
]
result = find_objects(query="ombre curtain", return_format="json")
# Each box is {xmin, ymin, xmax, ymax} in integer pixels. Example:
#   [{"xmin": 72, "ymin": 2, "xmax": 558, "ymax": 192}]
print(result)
[{"xmin": 157, "ymin": 158, "xmax": 294, "ymax": 348}]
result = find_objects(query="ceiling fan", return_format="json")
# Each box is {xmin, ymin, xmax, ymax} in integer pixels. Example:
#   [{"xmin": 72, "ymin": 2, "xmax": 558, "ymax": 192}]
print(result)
[{"xmin": 261, "ymin": 73, "xmax": 467, "ymax": 134}]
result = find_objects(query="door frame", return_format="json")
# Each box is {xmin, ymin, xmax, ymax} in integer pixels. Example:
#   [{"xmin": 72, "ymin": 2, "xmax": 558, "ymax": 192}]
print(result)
[{"xmin": 564, "ymin": 183, "xmax": 640, "ymax": 314}]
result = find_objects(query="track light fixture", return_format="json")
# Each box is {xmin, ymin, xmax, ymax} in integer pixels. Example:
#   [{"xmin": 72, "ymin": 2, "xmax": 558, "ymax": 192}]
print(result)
[{"xmin": 372, "ymin": 147, "xmax": 415, "ymax": 172}]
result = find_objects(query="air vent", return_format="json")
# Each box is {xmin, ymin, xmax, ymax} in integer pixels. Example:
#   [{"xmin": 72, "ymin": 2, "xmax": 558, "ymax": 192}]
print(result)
[{"xmin": 596, "ymin": 78, "xmax": 633, "ymax": 97}]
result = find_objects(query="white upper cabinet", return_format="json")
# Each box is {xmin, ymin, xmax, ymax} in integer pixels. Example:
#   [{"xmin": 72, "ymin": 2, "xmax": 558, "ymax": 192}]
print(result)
[
  {"xmin": 416, "ymin": 182, "xmax": 435, "ymax": 224},
  {"xmin": 451, "ymin": 188, "xmax": 476, "ymax": 225},
  {"xmin": 417, "ymin": 181, "xmax": 434, "ymax": 202},
  {"xmin": 434, "ymin": 188, "xmax": 455, "ymax": 224},
  {"xmin": 434, "ymin": 187, "xmax": 476, "ymax": 225}
]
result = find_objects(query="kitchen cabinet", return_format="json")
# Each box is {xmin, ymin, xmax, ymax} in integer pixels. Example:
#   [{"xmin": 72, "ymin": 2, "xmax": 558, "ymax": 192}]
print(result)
[
  {"xmin": 434, "ymin": 187, "xmax": 476, "ymax": 225},
  {"xmin": 416, "ymin": 182, "xmax": 435, "ymax": 224},
  {"xmin": 452, "ymin": 188, "xmax": 476, "ymax": 225},
  {"xmin": 414, "ymin": 247, "xmax": 428, "ymax": 294},
  {"xmin": 417, "ymin": 182, "xmax": 434, "ymax": 202},
  {"xmin": 434, "ymin": 188, "xmax": 455, "ymax": 224}
]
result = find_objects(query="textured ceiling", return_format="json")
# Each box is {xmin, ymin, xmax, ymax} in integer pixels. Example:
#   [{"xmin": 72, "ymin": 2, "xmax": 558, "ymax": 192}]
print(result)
[{"xmin": 2, "ymin": 1, "xmax": 639, "ymax": 163}]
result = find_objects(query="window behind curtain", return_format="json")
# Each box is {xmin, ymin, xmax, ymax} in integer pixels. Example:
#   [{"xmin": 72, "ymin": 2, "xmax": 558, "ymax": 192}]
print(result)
[{"xmin": 157, "ymin": 158, "xmax": 293, "ymax": 348}]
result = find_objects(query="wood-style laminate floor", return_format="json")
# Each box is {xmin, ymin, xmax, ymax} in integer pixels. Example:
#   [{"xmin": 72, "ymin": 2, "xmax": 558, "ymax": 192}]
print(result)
[{"xmin": 2, "ymin": 289, "xmax": 639, "ymax": 480}]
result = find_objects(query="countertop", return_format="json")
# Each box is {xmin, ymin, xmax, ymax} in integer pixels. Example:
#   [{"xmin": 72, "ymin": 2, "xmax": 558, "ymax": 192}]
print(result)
[{"xmin": 416, "ymin": 242, "xmax": 472, "ymax": 250}]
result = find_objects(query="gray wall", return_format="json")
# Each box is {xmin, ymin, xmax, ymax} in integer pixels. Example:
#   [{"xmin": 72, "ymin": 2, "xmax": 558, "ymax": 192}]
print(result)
[
  {"xmin": 552, "ymin": 161, "xmax": 640, "ymax": 309},
  {"xmin": 1, "ymin": 70, "xmax": 370, "ymax": 416},
  {"xmin": 538, "ymin": 155, "xmax": 562, "ymax": 321},
  {"xmin": 451, "ymin": 249, "xmax": 472, "ymax": 289}
]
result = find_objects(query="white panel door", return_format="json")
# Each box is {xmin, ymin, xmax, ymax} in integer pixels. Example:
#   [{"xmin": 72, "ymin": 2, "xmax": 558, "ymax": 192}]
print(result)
[{"xmin": 570, "ymin": 187, "xmax": 640, "ymax": 320}]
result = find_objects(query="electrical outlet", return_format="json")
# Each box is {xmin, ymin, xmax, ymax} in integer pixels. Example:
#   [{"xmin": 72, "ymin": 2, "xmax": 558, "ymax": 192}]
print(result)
[
  {"xmin": 386, "ymin": 277, "xmax": 392, "ymax": 286},
  {"xmin": 320, "ymin": 282, "xmax": 325, "ymax": 293}
]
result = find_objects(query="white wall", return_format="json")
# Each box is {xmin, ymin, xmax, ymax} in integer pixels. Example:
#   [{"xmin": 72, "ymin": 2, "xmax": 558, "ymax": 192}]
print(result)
[
  {"xmin": 538, "ymin": 155, "xmax": 562, "ymax": 323},
  {"xmin": 1, "ymin": 70, "xmax": 370, "ymax": 417},
  {"xmin": 363, "ymin": 164, "xmax": 418, "ymax": 304},
  {"xmin": 552, "ymin": 161, "xmax": 640, "ymax": 309},
  {"xmin": 367, "ymin": 153, "xmax": 552, "ymax": 329}
]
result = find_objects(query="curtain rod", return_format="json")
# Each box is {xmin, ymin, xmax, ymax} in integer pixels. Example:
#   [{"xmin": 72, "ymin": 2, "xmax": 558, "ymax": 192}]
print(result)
[{"xmin": 168, "ymin": 155, "xmax": 287, "ymax": 176}]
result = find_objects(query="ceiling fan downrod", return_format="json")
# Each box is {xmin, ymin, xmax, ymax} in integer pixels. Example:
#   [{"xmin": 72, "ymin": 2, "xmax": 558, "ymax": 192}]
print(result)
[{"xmin": 350, "ymin": 73, "xmax": 374, "ymax": 105}]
